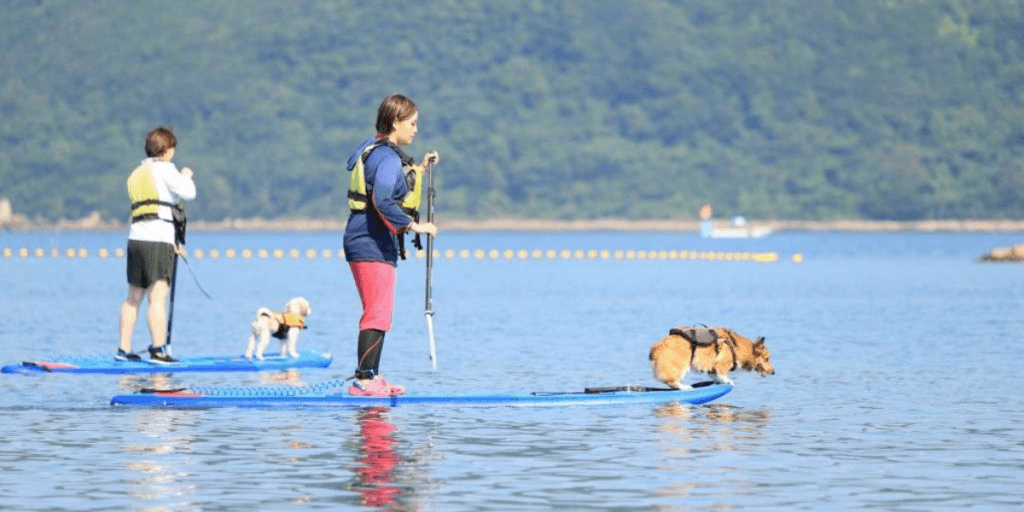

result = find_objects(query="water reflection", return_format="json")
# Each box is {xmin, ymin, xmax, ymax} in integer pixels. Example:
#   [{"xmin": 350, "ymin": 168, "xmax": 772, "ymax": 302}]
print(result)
[
  {"xmin": 655, "ymin": 402, "xmax": 772, "ymax": 450},
  {"xmin": 117, "ymin": 374, "xmax": 197, "ymax": 511},
  {"xmin": 653, "ymin": 403, "xmax": 773, "ymax": 502},
  {"xmin": 351, "ymin": 407, "xmax": 405, "ymax": 510},
  {"xmin": 118, "ymin": 373, "xmax": 182, "ymax": 393},
  {"xmin": 256, "ymin": 368, "xmax": 307, "ymax": 387}
]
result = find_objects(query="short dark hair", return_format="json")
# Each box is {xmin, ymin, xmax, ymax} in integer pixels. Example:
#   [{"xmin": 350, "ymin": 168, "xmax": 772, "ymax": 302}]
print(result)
[
  {"xmin": 145, "ymin": 126, "xmax": 177, "ymax": 157},
  {"xmin": 375, "ymin": 94, "xmax": 418, "ymax": 135}
]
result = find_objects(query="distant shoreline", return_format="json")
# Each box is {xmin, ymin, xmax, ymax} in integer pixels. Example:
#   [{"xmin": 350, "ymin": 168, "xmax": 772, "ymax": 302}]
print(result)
[{"xmin": 5, "ymin": 214, "xmax": 1024, "ymax": 233}]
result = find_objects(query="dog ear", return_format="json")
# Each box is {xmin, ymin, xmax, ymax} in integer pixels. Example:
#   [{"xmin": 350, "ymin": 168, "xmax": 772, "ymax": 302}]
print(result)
[{"xmin": 754, "ymin": 336, "xmax": 766, "ymax": 348}]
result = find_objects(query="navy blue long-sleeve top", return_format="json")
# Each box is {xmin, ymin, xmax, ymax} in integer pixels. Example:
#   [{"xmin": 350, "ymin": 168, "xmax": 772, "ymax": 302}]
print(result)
[{"xmin": 343, "ymin": 136, "xmax": 414, "ymax": 265}]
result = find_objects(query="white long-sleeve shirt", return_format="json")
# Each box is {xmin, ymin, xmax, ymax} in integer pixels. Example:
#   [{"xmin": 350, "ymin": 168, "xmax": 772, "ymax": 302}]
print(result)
[{"xmin": 127, "ymin": 158, "xmax": 196, "ymax": 244}]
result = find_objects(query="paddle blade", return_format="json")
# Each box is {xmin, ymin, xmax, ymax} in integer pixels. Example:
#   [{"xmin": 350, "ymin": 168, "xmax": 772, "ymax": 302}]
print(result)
[{"xmin": 426, "ymin": 312, "xmax": 437, "ymax": 371}]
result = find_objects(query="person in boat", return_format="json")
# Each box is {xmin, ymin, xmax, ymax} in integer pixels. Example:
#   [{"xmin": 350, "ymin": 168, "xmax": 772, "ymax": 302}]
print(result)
[
  {"xmin": 344, "ymin": 94, "xmax": 438, "ymax": 396},
  {"xmin": 117, "ymin": 126, "xmax": 196, "ymax": 364}
]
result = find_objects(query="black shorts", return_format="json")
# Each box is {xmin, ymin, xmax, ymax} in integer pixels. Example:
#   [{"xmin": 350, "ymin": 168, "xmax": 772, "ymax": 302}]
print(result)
[{"xmin": 126, "ymin": 240, "xmax": 176, "ymax": 289}]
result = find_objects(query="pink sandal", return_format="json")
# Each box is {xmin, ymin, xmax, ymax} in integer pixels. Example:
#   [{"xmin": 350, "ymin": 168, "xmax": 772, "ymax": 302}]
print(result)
[{"xmin": 349, "ymin": 377, "xmax": 406, "ymax": 397}]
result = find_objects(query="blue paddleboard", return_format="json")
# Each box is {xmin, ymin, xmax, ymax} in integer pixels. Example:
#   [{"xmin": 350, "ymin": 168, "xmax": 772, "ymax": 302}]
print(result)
[
  {"xmin": 2, "ymin": 349, "xmax": 332, "ymax": 375},
  {"xmin": 109, "ymin": 382, "xmax": 732, "ymax": 408}
]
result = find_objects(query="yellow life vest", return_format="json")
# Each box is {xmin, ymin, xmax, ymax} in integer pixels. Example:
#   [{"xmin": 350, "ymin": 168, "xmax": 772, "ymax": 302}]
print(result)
[
  {"xmin": 260, "ymin": 310, "xmax": 307, "ymax": 339},
  {"xmin": 347, "ymin": 140, "xmax": 424, "ymax": 217},
  {"xmin": 127, "ymin": 162, "xmax": 180, "ymax": 223},
  {"xmin": 277, "ymin": 312, "xmax": 306, "ymax": 329}
]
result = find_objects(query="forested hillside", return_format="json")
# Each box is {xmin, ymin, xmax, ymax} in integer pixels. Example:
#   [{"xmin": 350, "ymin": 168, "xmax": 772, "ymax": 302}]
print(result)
[{"xmin": 1, "ymin": 0, "xmax": 1022, "ymax": 222}]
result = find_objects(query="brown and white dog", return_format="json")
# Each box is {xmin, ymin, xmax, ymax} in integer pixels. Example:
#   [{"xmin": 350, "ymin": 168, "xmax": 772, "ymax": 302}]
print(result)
[
  {"xmin": 649, "ymin": 325, "xmax": 774, "ymax": 389},
  {"xmin": 244, "ymin": 297, "xmax": 311, "ymax": 360}
]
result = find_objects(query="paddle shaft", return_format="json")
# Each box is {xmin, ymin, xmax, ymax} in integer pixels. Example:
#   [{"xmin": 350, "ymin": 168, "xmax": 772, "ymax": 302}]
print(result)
[
  {"xmin": 424, "ymin": 161, "xmax": 437, "ymax": 370},
  {"xmin": 164, "ymin": 251, "xmax": 179, "ymax": 354},
  {"xmin": 165, "ymin": 203, "xmax": 188, "ymax": 355}
]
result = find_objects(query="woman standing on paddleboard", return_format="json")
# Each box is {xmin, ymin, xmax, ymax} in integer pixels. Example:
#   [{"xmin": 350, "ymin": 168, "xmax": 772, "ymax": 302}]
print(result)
[
  {"xmin": 343, "ymin": 94, "xmax": 438, "ymax": 396},
  {"xmin": 118, "ymin": 126, "xmax": 196, "ymax": 364}
]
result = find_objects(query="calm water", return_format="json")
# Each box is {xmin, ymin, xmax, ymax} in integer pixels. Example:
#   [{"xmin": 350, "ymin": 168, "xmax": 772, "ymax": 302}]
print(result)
[{"xmin": 1, "ymin": 230, "xmax": 1023, "ymax": 511}]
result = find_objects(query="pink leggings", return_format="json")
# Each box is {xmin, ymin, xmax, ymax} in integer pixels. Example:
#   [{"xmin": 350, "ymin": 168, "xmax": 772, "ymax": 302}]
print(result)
[{"xmin": 349, "ymin": 261, "xmax": 396, "ymax": 331}]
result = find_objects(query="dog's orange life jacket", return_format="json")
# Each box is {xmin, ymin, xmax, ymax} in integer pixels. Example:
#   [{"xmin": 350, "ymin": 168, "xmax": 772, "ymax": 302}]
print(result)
[{"xmin": 261, "ymin": 311, "xmax": 307, "ymax": 339}]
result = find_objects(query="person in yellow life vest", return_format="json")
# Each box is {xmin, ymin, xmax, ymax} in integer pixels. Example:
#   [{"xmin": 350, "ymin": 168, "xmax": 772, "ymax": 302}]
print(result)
[
  {"xmin": 343, "ymin": 94, "xmax": 438, "ymax": 397},
  {"xmin": 117, "ymin": 126, "xmax": 196, "ymax": 364}
]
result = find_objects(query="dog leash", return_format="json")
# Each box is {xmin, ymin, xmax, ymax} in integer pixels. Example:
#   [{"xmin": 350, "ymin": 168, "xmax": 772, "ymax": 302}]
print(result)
[{"xmin": 178, "ymin": 253, "xmax": 214, "ymax": 300}]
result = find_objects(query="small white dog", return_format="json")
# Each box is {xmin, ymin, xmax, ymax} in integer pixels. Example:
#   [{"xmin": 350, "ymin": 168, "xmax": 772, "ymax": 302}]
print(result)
[{"xmin": 245, "ymin": 297, "xmax": 311, "ymax": 360}]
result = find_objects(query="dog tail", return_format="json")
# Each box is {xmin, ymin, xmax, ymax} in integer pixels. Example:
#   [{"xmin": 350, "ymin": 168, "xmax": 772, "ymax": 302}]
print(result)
[{"xmin": 648, "ymin": 343, "xmax": 660, "ymax": 361}]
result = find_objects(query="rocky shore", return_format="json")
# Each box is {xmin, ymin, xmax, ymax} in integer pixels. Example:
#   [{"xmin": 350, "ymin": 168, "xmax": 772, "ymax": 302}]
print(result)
[{"xmin": 979, "ymin": 243, "xmax": 1024, "ymax": 262}]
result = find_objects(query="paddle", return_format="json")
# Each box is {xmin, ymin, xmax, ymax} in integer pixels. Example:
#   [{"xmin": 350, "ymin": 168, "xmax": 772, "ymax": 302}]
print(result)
[
  {"xmin": 165, "ymin": 202, "xmax": 187, "ymax": 357},
  {"xmin": 164, "ymin": 250, "xmax": 179, "ymax": 356},
  {"xmin": 531, "ymin": 381, "xmax": 719, "ymax": 396},
  {"xmin": 424, "ymin": 160, "xmax": 437, "ymax": 370}
]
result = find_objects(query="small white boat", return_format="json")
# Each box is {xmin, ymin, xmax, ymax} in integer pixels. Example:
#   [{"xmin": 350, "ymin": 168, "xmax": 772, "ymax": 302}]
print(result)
[{"xmin": 700, "ymin": 218, "xmax": 772, "ymax": 239}]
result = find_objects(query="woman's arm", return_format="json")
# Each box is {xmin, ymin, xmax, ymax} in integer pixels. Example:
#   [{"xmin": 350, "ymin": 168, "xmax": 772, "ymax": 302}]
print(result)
[
  {"xmin": 162, "ymin": 163, "xmax": 196, "ymax": 201},
  {"xmin": 370, "ymin": 155, "xmax": 414, "ymax": 235}
]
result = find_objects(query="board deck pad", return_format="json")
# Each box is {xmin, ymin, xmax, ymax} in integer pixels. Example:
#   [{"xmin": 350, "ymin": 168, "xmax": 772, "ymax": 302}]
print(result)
[{"xmin": 2, "ymin": 349, "xmax": 332, "ymax": 374}]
